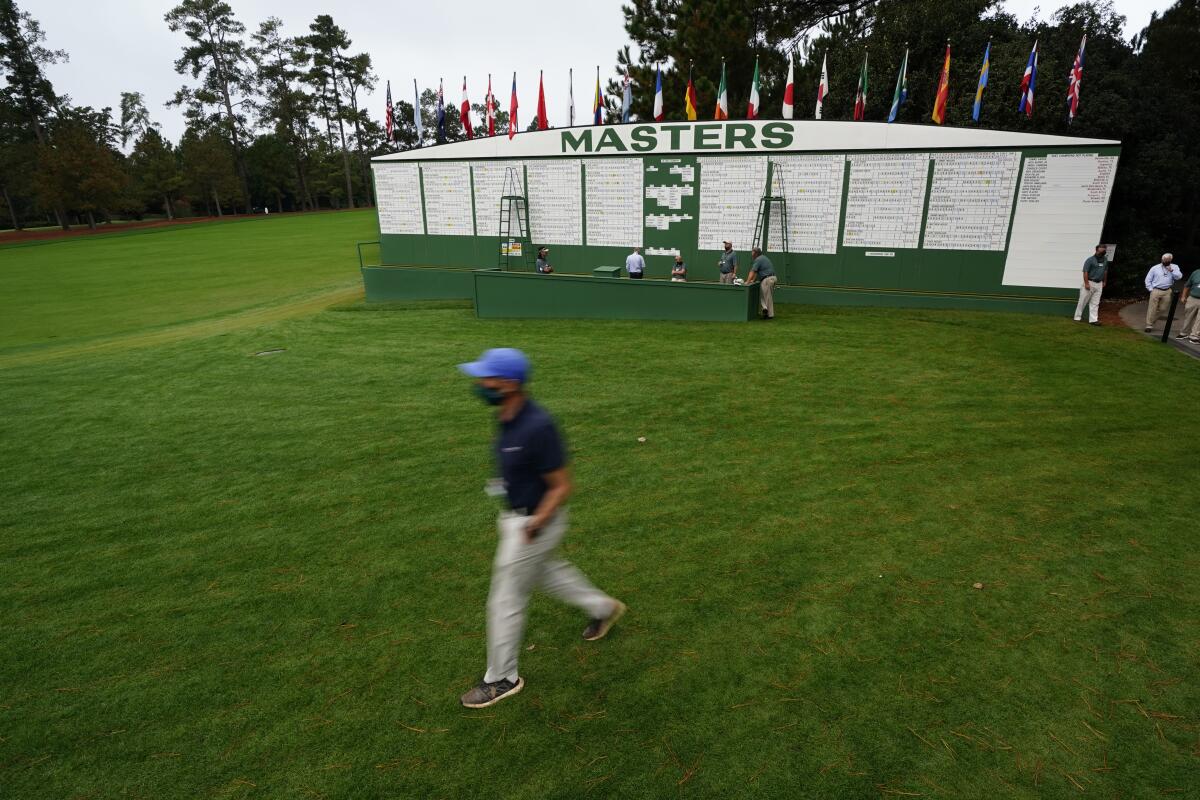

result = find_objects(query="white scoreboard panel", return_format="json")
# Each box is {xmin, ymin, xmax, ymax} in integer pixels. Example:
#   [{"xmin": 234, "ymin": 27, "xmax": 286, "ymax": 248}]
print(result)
[
  {"xmin": 421, "ymin": 162, "xmax": 474, "ymax": 236},
  {"xmin": 697, "ymin": 156, "xmax": 767, "ymax": 251},
  {"xmin": 526, "ymin": 159, "xmax": 583, "ymax": 246},
  {"xmin": 923, "ymin": 151, "xmax": 1021, "ymax": 251},
  {"xmin": 842, "ymin": 153, "xmax": 930, "ymax": 250},
  {"xmin": 1003, "ymin": 153, "xmax": 1118, "ymax": 288},
  {"xmin": 373, "ymin": 164, "xmax": 424, "ymax": 235},
  {"xmin": 585, "ymin": 158, "xmax": 643, "ymax": 247}
]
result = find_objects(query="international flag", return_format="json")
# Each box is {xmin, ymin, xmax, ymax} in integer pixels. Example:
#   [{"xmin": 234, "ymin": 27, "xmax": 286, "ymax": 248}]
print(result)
[
  {"xmin": 746, "ymin": 58, "xmax": 760, "ymax": 119},
  {"xmin": 385, "ymin": 80, "xmax": 394, "ymax": 141},
  {"xmin": 592, "ymin": 66, "xmax": 604, "ymax": 125},
  {"xmin": 653, "ymin": 65, "xmax": 664, "ymax": 121},
  {"xmin": 853, "ymin": 52, "xmax": 868, "ymax": 121},
  {"xmin": 486, "ymin": 74, "xmax": 495, "ymax": 137},
  {"xmin": 1018, "ymin": 40, "xmax": 1038, "ymax": 117},
  {"xmin": 1067, "ymin": 34, "xmax": 1086, "ymax": 122},
  {"xmin": 436, "ymin": 78, "xmax": 446, "ymax": 142},
  {"xmin": 815, "ymin": 53, "xmax": 829, "ymax": 119},
  {"xmin": 508, "ymin": 72, "xmax": 518, "ymax": 139},
  {"xmin": 460, "ymin": 76, "xmax": 474, "ymax": 139},
  {"xmin": 685, "ymin": 65, "xmax": 698, "ymax": 121},
  {"xmin": 973, "ymin": 40, "xmax": 991, "ymax": 121},
  {"xmin": 887, "ymin": 48, "xmax": 908, "ymax": 123},
  {"xmin": 412, "ymin": 79, "xmax": 423, "ymax": 145},
  {"xmin": 714, "ymin": 60, "xmax": 729, "ymax": 120},
  {"xmin": 782, "ymin": 53, "xmax": 795, "ymax": 119},
  {"xmin": 621, "ymin": 68, "xmax": 632, "ymax": 123},
  {"xmin": 568, "ymin": 68, "xmax": 575, "ymax": 126},
  {"xmin": 931, "ymin": 44, "xmax": 951, "ymax": 125},
  {"xmin": 537, "ymin": 70, "xmax": 549, "ymax": 130}
]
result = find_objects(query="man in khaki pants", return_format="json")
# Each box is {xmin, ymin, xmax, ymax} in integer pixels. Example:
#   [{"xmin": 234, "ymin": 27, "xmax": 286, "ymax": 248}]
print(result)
[
  {"xmin": 747, "ymin": 247, "xmax": 778, "ymax": 320},
  {"xmin": 1176, "ymin": 266, "xmax": 1200, "ymax": 343},
  {"xmin": 1073, "ymin": 244, "xmax": 1108, "ymax": 325},
  {"xmin": 1144, "ymin": 253, "xmax": 1182, "ymax": 332},
  {"xmin": 457, "ymin": 348, "xmax": 626, "ymax": 709}
]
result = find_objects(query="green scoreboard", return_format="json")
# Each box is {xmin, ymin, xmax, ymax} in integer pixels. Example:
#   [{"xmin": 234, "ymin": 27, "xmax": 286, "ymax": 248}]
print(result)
[{"xmin": 370, "ymin": 120, "xmax": 1120, "ymax": 313}]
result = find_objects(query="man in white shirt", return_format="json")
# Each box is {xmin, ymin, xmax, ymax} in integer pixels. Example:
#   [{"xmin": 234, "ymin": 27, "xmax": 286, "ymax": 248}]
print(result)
[
  {"xmin": 1144, "ymin": 253, "xmax": 1183, "ymax": 332},
  {"xmin": 625, "ymin": 247, "xmax": 645, "ymax": 279}
]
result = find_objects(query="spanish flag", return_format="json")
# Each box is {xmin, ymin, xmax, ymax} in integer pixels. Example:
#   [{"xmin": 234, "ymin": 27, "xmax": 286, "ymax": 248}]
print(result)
[
  {"xmin": 932, "ymin": 43, "xmax": 951, "ymax": 125},
  {"xmin": 685, "ymin": 66, "xmax": 698, "ymax": 121}
]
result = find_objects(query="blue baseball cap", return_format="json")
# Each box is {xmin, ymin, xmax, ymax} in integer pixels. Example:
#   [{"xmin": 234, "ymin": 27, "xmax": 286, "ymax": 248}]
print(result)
[{"xmin": 457, "ymin": 348, "xmax": 530, "ymax": 383}]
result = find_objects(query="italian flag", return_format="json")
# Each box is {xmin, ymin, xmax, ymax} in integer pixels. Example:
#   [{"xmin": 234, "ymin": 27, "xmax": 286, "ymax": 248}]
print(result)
[
  {"xmin": 714, "ymin": 61, "xmax": 728, "ymax": 120},
  {"xmin": 746, "ymin": 57, "xmax": 760, "ymax": 119},
  {"xmin": 853, "ymin": 52, "xmax": 868, "ymax": 121}
]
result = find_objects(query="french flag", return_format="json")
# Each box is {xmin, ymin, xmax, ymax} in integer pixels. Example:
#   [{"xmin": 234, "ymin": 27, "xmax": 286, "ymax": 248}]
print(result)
[{"xmin": 653, "ymin": 65, "xmax": 664, "ymax": 122}]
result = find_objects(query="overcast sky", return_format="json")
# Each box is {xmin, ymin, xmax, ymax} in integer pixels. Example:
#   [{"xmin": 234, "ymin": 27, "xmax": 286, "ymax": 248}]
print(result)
[{"xmin": 37, "ymin": 0, "xmax": 1175, "ymax": 147}]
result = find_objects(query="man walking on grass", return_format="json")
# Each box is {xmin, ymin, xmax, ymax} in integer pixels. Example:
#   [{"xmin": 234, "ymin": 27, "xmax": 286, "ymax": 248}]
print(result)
[
  {"xmin": 1074, "ymin": 244, "xmax": 1108, "ymax": 326},
  {"xmin": 1144, "ymin": 253, "xmax": 1182, "ymax": 332},
  {"xmin": 457, "ymin": 348, "xmax": 626, "ymax": 709}
]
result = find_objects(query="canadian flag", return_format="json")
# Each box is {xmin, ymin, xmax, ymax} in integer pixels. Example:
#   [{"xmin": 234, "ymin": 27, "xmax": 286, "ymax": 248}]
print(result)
[
  {"xmin": 781, "ymin": 54, "xmax": 794, "ymax": 119},
  {"xmin": 459, "ymin": 76, "xmax": 474, "ymax": 139}
]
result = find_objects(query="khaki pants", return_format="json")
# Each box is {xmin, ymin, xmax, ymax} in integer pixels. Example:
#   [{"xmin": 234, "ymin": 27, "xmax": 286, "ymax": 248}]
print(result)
[
  {"xmin": 1181, "ymin": 296, "xmax": 1200, "ymax": 339},
  {"xmin": 483, "ymin": 509, "xmax": 614, "ymax": 683},
  {"xmin": 759, "ymin": 275, "xmax": 777, "ymax": 317},
  {"xmin": 1074, "ymin": 282, "xmax": 1103, "ymax": 323},
  {"xmin": 719, "ymin": 272, "xmax": 735, "ymax": 285},
  {"xmin": 1146, "ymin": 288, "xmax": 1173, "ymax": 328}
]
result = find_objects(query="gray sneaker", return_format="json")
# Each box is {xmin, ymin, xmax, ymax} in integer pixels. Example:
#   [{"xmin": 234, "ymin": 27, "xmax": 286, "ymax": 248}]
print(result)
[
  {"xmin": 1176, "ymin": 333, "xmax": 1188, "ymax": 339},
  {"xmin": 583, "ymin": 600, "xmax": 627, "ymax": 641},
  {"xmin": 460, "ymin": 676, "xmax": 524, "ymax": 709}
]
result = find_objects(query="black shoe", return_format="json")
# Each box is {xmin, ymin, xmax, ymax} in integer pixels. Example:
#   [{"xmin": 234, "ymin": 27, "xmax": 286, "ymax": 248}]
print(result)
[
  {"xmin": 1090, "ymin": 322, "xmax": 1101, "ymax": 326},
  {"xmin": 460, "ymin": 676, "xmax": 524, "ymax": 708},
  {"xmin": 583, "ymin": 600, "xmax": 627, "ymax": 641}
]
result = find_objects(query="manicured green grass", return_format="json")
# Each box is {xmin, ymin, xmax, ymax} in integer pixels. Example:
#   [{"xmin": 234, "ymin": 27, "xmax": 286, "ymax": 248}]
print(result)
[
  {"xmin": 0, "ymin": 211, "xmax": 375, "ymax": 353},
  {"xmin": 1, "ymin": 224, "xmax": 1197, "ymax": 798}
]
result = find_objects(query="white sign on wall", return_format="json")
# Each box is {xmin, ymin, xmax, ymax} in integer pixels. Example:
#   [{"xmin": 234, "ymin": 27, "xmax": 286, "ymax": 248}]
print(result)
[
  {"xmin": 373, "ymin": 164, "xmax": 424, "ymax": 235},
  {"xmin": 421, "ymin": 162, "xmax": 474, "ymax": 236},
  {"xmin": 1003, "ymin": 153, "xmax": 1119, "ymax": 288},
  {"xmin": 842, "ymin": 153, "xmax": 929, "ymax": 250},
  {"xmin": 526, "ymin": 159, "xmax": 582, "ymax": 246}
]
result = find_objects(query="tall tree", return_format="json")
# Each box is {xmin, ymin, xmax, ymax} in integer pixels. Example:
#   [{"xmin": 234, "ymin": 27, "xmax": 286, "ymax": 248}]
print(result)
[
  {"xmin": 302, "ymin": 15, "xmax": 356, "ymax": 207},
  {"xmin": 129, "ymin": 128, "xmax": 184, "ymax": 219},
  {"xmin": 339, "ymin": 50, "xmax": 376, "ymax": 205},
  {"xmin": 118, "ymin": 91, "xmax": 157, "ymax": 149},
  {"xmin": 250, "ymin": 17, "xmax": 316, "ymax": 210},
  {"xmin": 179, "ymin": 125, "xmax": 240, "ymax": 216},
  {"xmin": 165, "ymin": 0, "xmax": 253, "ymax": 211},
  {"xmin": 33, "ymin": 112, "xmax": 126, "ymax": 229},
  {"xmin": 0, "ymin": 0, "xmax": 68, "ymax": 227}
]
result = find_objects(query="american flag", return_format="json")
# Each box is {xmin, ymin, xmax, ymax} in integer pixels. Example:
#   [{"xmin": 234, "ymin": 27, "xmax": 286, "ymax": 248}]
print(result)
[
  {"xmin": 1067, "ymin": 35, "xmax": 1087, "ymax": 123},
  {"xmin": 384, "ymin": 80, "xmax": 394, "ymax": 142}
]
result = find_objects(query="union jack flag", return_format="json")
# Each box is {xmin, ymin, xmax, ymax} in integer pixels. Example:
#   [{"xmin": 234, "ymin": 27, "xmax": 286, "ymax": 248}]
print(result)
[{"xmin": 1067, "ymin": 35, "xmax": 1087, "ymax": 122}]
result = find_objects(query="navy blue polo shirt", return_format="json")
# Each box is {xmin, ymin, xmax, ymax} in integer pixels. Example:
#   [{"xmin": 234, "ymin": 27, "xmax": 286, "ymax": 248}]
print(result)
[{"xmin": 496, "ymin": 399, "xmax": 567, "ymax": 511}]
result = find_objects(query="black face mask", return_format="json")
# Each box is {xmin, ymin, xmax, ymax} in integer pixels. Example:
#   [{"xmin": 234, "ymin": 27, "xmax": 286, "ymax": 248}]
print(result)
[{"xmin": 474, "ymin": 385, "xmax": 505, "ymax": 406}]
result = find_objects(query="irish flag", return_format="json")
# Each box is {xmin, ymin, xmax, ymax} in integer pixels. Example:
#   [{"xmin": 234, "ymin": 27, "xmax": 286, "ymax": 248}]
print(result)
[
  {"xmin": 746, "ymin": 58, "xmax": 760, "ymax": 120},
  {"xmin": 714, "ymin": 60, "xmax": 729, "ymax": 120}
]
